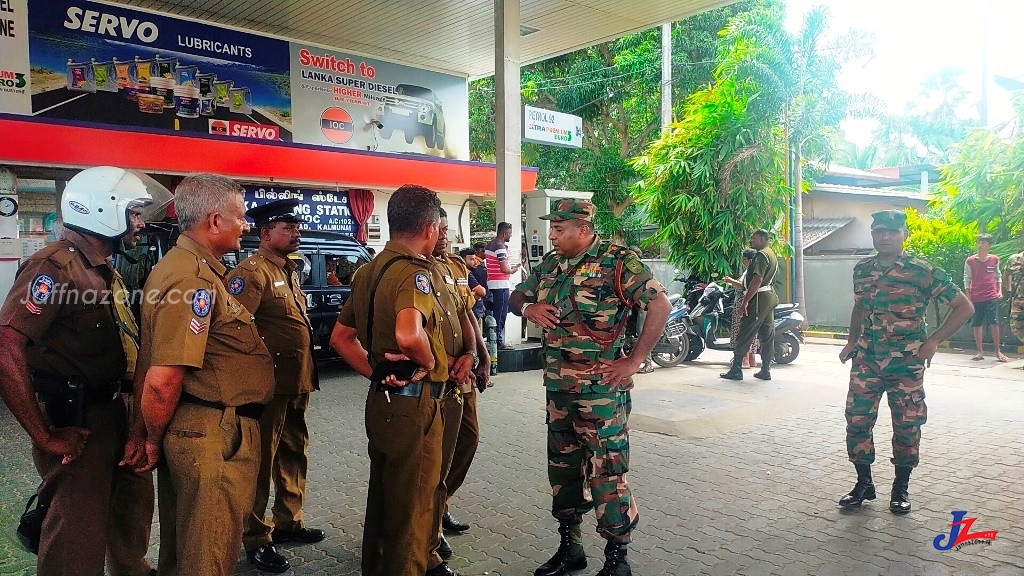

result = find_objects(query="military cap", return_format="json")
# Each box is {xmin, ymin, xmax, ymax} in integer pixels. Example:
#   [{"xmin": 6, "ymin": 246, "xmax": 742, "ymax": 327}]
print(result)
[
  {"xmin": 540, "ymin": 198, "xmax": 595, "ymax": 223},
  {"xmin": 870, "ymin": 210, "xmax": 907, "ymax": 231},
  {"xmin": 245, "ymin": 198, "xmax": 307, "ymax": 228}
]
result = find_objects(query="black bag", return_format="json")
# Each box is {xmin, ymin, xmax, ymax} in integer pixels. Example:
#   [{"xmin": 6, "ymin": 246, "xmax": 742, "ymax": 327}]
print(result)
[{"xmin": 16, "ymin": 493, "xmax": 46, "ymax": 555}]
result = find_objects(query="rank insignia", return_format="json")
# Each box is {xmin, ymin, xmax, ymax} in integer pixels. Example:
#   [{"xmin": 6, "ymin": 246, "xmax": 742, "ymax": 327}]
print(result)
[{"xmin": 189, "ymin": 318, "xmax": 206, "ymax": 334}]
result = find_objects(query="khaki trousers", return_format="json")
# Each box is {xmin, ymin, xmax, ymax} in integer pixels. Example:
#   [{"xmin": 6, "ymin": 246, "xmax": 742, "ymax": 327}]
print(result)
[
  {"xmin": 33, "ymin": 399, "xmax": 122, "ymax": 576},
  {"xmin": 156, "ymin": 404, "xmax": 261, "ymax": 576},
  {"xmin": 428, "ymin": 391, "xmax": 464, "ymax": 568},
  {"xmin": 361, "ymin": 385, "xmax": 443, "ymax": 576},
  {"xmin": 243, "ymin": 393, "xmax": 311, "ymax": 551},
  {"xmin": 445, "ymin": 389, "xmax": 480, "ymax": 504},
  {"xmin": 107, "ymin": 395, "xmax": 156, "ymax": 576}
]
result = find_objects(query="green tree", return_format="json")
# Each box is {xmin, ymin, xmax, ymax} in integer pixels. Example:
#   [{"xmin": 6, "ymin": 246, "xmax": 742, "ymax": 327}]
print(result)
[
  {"xmin": 468, "ymin": 1, "xmax": 759, "ymax": 245},
  {"xmin": 632, "ymin": 3, "xmax": 865, "ymax": 281}
]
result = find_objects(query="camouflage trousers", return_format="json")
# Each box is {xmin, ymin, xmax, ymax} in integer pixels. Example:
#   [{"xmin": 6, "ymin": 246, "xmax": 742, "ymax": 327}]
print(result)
[
  {"xmin": 845, "ymin": 355, "xmax": 928, "ymax": 468},
  {"xmin": 1010, "ymin": 297, "xmax": 1024, "ymax": 341},
  {"xmin": 546, "ymin": 391, "xmax": 638, "ymax": 543}
]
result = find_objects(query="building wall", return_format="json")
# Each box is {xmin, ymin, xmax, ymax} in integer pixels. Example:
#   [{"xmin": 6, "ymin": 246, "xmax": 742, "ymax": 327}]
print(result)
[
  {"xmin": 364, "ymin": 190, "xmax": 476, "ymax": 256},
  {"xmin": 804, "ymin": 192, "xmax": 929, "ymax": 254}
]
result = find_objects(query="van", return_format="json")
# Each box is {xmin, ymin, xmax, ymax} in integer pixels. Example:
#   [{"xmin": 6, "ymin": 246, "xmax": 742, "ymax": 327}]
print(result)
[{"xmin": 119, "ymin": 224, "xmax": 371, "ymax": 361}]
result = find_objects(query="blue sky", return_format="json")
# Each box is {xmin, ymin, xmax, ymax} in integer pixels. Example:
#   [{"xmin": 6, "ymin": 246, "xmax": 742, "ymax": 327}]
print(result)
[{"xmin": 785, "ymin": 0, "xmax": 1024, "ymax": 144}]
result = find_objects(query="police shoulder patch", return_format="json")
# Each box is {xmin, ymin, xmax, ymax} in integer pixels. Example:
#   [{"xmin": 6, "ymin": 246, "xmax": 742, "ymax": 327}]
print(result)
[
  {"xmin": 192, "ymin": 289, "xmax": 213, "ymax": 317},
  {"xmin": 625, "ymin": 257, "xmax": 644, "ymax": 275},
  {"xmin": 227, "ymin": 276, "xmax": 245, "ymax": 295},
  {"xmin": 30, "ymin": 274, "xmax": 55, "ymax": 303},
  {"xmin": 414, "ymin": 273, "xmax": 431, "ymax": 294}
]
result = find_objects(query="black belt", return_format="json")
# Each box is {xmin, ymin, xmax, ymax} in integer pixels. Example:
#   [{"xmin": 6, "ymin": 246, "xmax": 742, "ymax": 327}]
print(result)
[
  {"xmin": 32, "ymin": 371, "xmax": 120, "ymax": 404},
  {"xmin": 179, "ymin": 392, "xmax": 265, "ymax": 420},
  {"xmin": 374, "ymin": 381, "xmax": 452, "ymax": 399}
]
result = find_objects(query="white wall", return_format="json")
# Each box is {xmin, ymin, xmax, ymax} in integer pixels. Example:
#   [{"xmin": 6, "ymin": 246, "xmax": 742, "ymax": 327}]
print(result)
[
  {"xmin": 365, "ymin": 190, "xmax": 475, "ymax": 254},
  {"xmin": 804, "ymin": 192, "xmax": 928, "ymax": 254}
]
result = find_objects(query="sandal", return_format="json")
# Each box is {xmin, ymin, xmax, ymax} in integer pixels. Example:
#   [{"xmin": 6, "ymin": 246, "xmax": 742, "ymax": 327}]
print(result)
[
  {"xmin": 997, "ymin": 354, "xmax": 1010, "ymax": 363},
  {"xmin": 970, "ymin": 354, "xmax": 984, "ymax": 361}
]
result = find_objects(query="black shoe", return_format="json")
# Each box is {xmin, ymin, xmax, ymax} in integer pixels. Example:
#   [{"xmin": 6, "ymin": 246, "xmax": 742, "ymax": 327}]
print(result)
[
  {"xmin": 839, "ymin": 463, "xmax": 876, "ymax": 509},
  {"xmin": 535, "ymin": 523, "xmax": 586, "ymax": 576},
  {"xmin": 437, "ymin": 533, "xmax": 453, "ymax": 560},
  {"xmin": 248, "ymin": 543, "xmax": 290, "ymax": 573},
  {"xmin": 272, "ymin": 526, "xmax": 326, "ymax": 544},
  {"xmin": 595, "ymin": 541, "xmax": 631, "ymax": 576},
  {"xmin": 425, "ymin": 561, "xmax": 458, "ymax": 576},
  {"xmin": 442, "ymin": 512, "xmax": 470, "ymax": 533},
  {"xmin": 890, "ymin": 465, "xmax": 912, "ymax": 515},
  {"xmin": 720, "ymin": 358, "xmax": 743, "ymax": 380},
  {"xmin": 753, "ymin": 366, "xmax": 771, "ymax": 380}
]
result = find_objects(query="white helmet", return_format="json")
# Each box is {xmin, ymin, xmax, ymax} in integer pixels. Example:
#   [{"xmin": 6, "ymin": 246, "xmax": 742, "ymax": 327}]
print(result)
[{"xmin": 61, "ymin": 166, "xmax": 173, "ymax": 239}]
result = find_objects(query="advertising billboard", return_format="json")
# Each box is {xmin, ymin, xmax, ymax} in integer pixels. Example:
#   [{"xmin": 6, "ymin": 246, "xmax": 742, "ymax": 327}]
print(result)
[{"xmin": 0, "ymin": 1, "xmax": 468, "ymax": 158}]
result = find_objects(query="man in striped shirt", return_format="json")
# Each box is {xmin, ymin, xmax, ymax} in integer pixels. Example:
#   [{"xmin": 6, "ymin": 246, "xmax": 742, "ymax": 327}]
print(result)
[{"xmin": 485, "ymin": 222, "xmax": 520, "ymax": 349}]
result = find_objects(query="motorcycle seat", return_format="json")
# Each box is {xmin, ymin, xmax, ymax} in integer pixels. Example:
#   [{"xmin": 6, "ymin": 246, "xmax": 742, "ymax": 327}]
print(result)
[{"xmin": 775, "ymin": 304, "xmax": 799, "ymax": 314}]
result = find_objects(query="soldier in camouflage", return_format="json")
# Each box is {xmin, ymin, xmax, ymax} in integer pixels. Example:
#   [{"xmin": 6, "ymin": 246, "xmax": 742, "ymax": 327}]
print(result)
[
  {"xmin": 510, "ymin": 199, "xmax": 671, "ymax": 576},
  {"xmin": 837, "ymin": 210, "xmax": 973, "ymax": 515},
  {"xmin": 1003, "ymin": 250, "xmax": 1024, "ymax": 349}
]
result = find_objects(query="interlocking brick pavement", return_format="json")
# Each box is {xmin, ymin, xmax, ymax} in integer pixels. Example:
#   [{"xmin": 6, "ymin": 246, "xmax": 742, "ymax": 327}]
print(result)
[{"xmin": 0, "ymin": 343, "xmax": 1022, "ymax": 575}]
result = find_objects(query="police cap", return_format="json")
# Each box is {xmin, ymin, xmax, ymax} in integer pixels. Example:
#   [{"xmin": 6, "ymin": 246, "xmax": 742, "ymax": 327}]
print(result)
[{"xmin": 246, "ymin": 198, "xmax": 307, "ymax": 228}]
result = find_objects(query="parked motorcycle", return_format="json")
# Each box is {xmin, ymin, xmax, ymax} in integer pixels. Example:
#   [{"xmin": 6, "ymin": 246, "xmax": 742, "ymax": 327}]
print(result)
[
  {"xmin": 621, "ymin": 297, "xmax": 695, "ymax": 368},
  {"xmin": 686, "ymin": 282, "xmax": 805, "ymax": 364}
]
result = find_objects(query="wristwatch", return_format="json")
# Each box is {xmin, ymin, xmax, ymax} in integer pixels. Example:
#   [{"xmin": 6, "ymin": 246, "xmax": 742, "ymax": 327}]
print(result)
[{"xmin": 466, "ymin": 351, "xmax": 480, "ymax": 369}]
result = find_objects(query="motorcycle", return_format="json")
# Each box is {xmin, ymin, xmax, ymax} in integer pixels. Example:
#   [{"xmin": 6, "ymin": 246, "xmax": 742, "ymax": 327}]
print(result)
[
  {"xmin": 686, "ymin": 282, "xmax": 805, "ymax": 364},
  {"xmin": 621, "ymin": 296, "xmax": 695, "ymax": 368}
]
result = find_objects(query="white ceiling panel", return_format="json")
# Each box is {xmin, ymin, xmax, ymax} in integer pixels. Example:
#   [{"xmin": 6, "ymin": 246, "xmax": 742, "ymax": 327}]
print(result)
[{"xmin": 106, "ymin": 0, "xmax": 736, "ymax": 77}]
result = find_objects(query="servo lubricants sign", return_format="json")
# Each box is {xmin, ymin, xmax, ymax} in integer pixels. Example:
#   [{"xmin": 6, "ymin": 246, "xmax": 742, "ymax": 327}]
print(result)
[
  {"xmin": 0, "ymin": 0, "xmax": 469, "ymax": 159},
  {"xmin": 243, "ymin": 186, "xmax": 356, "ymax": 236},
  {"xmin": 523, "ymin": 105, "xmax": 583, "ymax": 149}
]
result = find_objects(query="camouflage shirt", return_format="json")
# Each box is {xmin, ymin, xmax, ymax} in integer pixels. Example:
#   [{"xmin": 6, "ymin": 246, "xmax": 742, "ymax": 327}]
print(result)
[
  {"xmin": 1007, "ymin": 253, "xmax": 1024, "ymax": 301},
  {"xmin": 853, "ymin": 252, "xmax": 960, "ymax": 360},
  {"xmin": 515, "ymin": 236, "xmax": 665, "ymax": 393}
]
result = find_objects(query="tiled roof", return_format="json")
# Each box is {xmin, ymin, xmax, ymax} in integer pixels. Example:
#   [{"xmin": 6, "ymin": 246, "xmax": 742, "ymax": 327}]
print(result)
[{"xmin": 803, "ymin": 217, "xmax": 855, "ymax": 248}]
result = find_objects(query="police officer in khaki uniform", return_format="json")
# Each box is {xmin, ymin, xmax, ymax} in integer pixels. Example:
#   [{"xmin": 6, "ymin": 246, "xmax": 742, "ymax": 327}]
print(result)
[
  {"xmin": 329, "ymin": 184, "xmax": 450, "ymax": 576},
  {"xmin": 0, "ymin": 166, "xmax": 168, "ymax": 576},
  {"xmin": 426, "ymin": 208, "xmax": 488, "ymax": 570},
  {"xmin": 134, "ymin": 173, "xmax": 275, "ymax": 576},
  {"xmin": 233, "ymin": 199, "xmax": 324, "ymax": 573}
]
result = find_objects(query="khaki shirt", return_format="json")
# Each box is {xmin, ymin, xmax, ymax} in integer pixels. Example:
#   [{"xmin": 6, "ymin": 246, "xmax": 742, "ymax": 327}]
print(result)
[
  {"xmin": 0, "ymin": 230, "xmax": 126, "ymax": 388},
  {"xmin": 228, "ymin": 247, "xmax": 318, "ymax": 395},
  {"xmin": 338, "ymin": 240, "xmax": 448, "ymax": 383},
  {"xmin": 430, "ymin": 255, "xmax": 468, "ymax": 360},
  {"xmin": 441, "ymin": 253, "xmax": 476, "ymax": 316},
  {"xmin": 138, "ymin": 235, "xmax": 274, "ymax": 406}
]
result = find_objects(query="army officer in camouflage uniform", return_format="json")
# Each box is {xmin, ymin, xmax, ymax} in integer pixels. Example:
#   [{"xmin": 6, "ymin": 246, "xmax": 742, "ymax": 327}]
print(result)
[
  {"xmin": 510, "ymin": 199, "xmax": 671, "ymax": 576},
  {"xmin": 1003, "ymin": 249, "xmax": 1024, "ymax": 346},
  {"xmin": 234, "ymin": 199, "xmax": 324, "ymax": 574},
  {"xmin": 838, "ymin": 210, "xmax": 972, "ymax": 514}
]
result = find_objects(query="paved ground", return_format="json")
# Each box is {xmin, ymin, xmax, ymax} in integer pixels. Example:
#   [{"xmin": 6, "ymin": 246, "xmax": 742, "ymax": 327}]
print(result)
[{"xmin": 1, "ymin": 341, "xmax": 1022, "ymax": 575}]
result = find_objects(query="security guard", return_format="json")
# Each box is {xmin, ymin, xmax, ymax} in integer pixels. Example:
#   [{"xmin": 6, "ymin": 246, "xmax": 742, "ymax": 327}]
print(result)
[
  {"xmin": 721, "ymin": 228, "xmax": 779, "ymax": 381},
  {"xmin": 0, "ymin": 166, "xmax": 167, "ymax": 576},
  {"xmin": 510, "ymin": 199, "xmax": 671, "ymax": 576},
  {"xmin": 329, "ymin": 184, "xmax": 449, "ymax": 576},
  {"xmin": 233, "ymin": 199, "xmax": 324, "ymax": 573},
  {"xmin": 838, "ymin": 210, "xmax": 973, "ymax": 514},
  {"xmin": 135, "ymin": 173, "xmax": 275, "ymax": 576},
  {"xmin": 427, "ymin": 208, "xmax": 489, "ymax": 569}
]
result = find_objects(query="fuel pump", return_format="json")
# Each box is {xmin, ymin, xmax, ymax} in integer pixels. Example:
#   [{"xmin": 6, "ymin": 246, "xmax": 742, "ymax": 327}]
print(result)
[{"xmin": 522, "ymin": 189, "xmax": 593, "ymax": 340}]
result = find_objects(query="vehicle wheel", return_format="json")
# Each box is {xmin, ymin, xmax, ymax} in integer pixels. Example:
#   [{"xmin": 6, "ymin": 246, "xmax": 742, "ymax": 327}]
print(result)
[
  {"xmin": 774, "ymin": 332, "xmax": 800, "ymax": 364},
  {"xmin": 684, "ymin": 332, "xmax": 704, "ymax": 361},
  {"xmin": 423, "ymin": 119, "xmax": 437, "ymax": 148},
  {"xmin": 652, "ymin": 332, "xmax": 688, "ymax": 368}
]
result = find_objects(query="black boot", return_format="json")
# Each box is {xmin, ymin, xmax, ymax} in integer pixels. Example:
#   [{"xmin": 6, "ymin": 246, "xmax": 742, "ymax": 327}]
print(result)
[
  {"xmin": 753, "ymin": 361, "xmax": 771, "ymax": 381},
  {"xmin": 534, "ymin": 522, "xmax": 586, "ymax": 576},
  {"xmin": 595, "ymin": 541, "xmax": 631, "ymax": 576},
  {"xmin": 719, "ymin": 357, "xmax": 743, "ymax": 380},
  {"xmin": 890, "ymin": 465, "xmax": 912, "ymax": 514},
  {"xmin": 839, "ymin": 463, "xmax": 875, "ymax": 509}
]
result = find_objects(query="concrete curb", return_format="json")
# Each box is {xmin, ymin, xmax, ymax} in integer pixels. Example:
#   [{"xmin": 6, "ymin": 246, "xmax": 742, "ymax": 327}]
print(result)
[{"xmin": 804, "ymin": 330, "xmax": 1024, "ymax": 354}]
